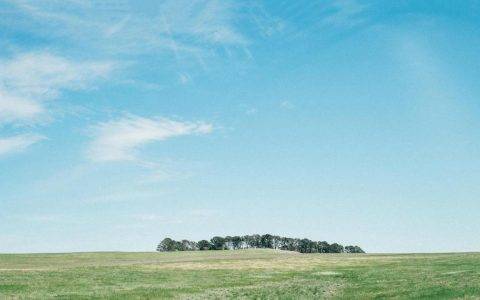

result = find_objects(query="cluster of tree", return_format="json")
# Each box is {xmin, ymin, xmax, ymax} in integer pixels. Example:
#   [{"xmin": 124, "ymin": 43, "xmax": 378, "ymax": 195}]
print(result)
[{"xmin": 156, "ymin": 234, "xmax": 364, "ymax": 254}]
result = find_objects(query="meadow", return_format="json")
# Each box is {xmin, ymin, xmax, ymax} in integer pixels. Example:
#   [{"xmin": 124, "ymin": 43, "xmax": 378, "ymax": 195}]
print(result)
[{"xmin": 1, "ymin": 249, "xmax": 479, "ymax": 299}]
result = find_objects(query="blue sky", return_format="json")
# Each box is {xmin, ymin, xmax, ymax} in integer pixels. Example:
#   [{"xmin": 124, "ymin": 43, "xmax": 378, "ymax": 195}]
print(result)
[{"xmin": 1, "ymin": 0, "xmax": 480, "ymax": 253}]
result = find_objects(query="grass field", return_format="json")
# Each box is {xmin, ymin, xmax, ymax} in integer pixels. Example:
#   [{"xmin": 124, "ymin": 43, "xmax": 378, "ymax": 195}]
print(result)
[{"xmin": 1, "ymin": 249, "xmax": 479, "ymax": 299}]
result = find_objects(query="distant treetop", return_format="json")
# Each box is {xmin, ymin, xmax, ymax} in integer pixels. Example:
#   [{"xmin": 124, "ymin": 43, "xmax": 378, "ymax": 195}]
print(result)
[{"xmin": 156, "ymin": 234, "xmax": 365, "ymax": 254}]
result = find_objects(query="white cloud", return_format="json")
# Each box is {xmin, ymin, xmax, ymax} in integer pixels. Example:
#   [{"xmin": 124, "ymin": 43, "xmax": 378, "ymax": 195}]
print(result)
[
  {"xmin": 9, "ymin": 0, "xmax": 248, "ymax": 56},
  {"xmin": 0, "ymin": 134, "xmax": 45, "ymax": 156},
  {"xmin": 0, "ymin": 52, "xmax": 113, "ymax": 98},
  {"xmin": 323, "ymin": 0, "xmax": 366, "ymax": 27},
  {"xmin": 176, "ymin": 0, "xmax": 246, "ymax": 45},
  {"xmin": 87, "ymin": 115, "xmax": 213, "ymax": 162},
  {"xmin": 0, "ymin": 52, "xmax": 114, "ymax": 125},
  {"xmin": 0, "ymin": 90, "xmax": 44, "ymax": 124},
  {"xmin": 0, "ymin": 51, "xmax": 114, "ymax": 158}
]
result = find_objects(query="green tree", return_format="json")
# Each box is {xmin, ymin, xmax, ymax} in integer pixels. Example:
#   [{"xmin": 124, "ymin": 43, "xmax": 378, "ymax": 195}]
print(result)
[
  {"xmin": 298, "ymin": 238, "xmax": 316, "ymax": 253},
  {"xmin": 328, "ymin": 243, "xmax": 344, "ymax": 253},
  {"xmin": 345, "ymin": 245, "xmax": 364, "ymax": 253},
  {"xmin": 224, "ymin": 236, "xmax": 233, "ymax": 250},
  {"xmin": 210, "ymin": 236, "xmax": 226, "ymax": 250},
  {"xmin": 197, "ymin": 240, "xmax": 212, "ymax": 250},
  {"xmin": 243, "ymin": 235, "xmax": 255, "ymax": 248},
  {"xmin": 317, "ymin": 241, "xmax": 330, "ymax": 253},
  {"xmin": 231, "ymin": 236, "xmax": 243, "ymax": 249},
  {"xmin": 156, "ymin": 238, "xmax": 177, "ymax": 252},
  {"xmin": 181, "ymin": 240, "xmax": 198, "ymax": 251},
  {"xmin": 260, "ymin": 234, "xmax": 274, "ymax": 248},
  {"xmin": 156, "ymin": 234, "xmax": 363, "ymax": 254}
]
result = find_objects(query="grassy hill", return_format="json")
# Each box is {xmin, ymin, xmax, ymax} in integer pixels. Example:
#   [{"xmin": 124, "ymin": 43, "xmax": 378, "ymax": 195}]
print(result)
[{"xmin": 1, "ymin": 249, "xmax": 479, "ymax": 299}]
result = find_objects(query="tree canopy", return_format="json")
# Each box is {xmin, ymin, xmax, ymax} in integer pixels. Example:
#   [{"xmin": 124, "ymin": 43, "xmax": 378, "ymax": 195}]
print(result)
[{"xmin": 156, "ymin": 234, "xmax": 364, "ymax": 254}]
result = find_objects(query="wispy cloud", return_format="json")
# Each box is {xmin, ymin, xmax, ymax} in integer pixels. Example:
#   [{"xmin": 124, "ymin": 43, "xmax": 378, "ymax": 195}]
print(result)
[
  {"xmin": 0, "ymin": 52, "xmax": 113, "ymax": 98},
  {"xmin": 322, "ymin": 0, "xmax": 366, "ymax": 27},
  {"xmin": 0, "ymin": 51, "xmax": 115, "ymax": 158},
  {"xmin": 3, "ymin": 0, "xmax": 284, "ymax": 92},
  {"xmin": 0, "ymin": 90, "xmax": 44, "ymax": 125},
  {"xmin": 87, "ymin": 115, "xmax": 213, "ymax": 162},
  {"xmin": 8, "ymin": 0, "xmax": 248, "ymax": 57},
  {"xmin": 158, "ymin": 0, "xmax": 247, "ymax": 45},
  {"xmin": 0, "ymin": 51, "xmax": 114, "ymax": 125},
  {"xmin": 0, "ymin": 134, "xmax": 44, "ymax": 156}
]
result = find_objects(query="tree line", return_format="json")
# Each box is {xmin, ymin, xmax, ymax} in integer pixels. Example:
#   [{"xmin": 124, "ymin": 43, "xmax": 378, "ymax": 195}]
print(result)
[{"xmin": 156, "ymin": 234, "xmax": 364, "ymax": 254}]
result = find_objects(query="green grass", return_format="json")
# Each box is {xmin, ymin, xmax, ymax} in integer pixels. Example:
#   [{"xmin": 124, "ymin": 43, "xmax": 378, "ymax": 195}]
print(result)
[{"xmin": 1, "ymin": 250, "xmax": 479, "ymax": 299}]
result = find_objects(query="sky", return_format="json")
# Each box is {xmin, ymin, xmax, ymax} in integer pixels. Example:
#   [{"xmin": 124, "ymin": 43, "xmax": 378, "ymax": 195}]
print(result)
[{"xmin": 1, "ymin": 0, "xmax": 480, "ymax": 254}]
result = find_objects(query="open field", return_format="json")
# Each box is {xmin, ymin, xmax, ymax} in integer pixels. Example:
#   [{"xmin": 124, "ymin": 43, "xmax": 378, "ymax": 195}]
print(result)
[{"xmin": 1, "ymin": 249, "xmax": 479, "ymax": 299}]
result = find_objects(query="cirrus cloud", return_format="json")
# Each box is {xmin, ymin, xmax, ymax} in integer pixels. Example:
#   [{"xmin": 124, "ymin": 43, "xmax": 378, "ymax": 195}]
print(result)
[
  {"xmin": 0, "ymin": 51, "xmax": 115, "ymax": 157},
  {"xmin": 87, "ymin": 115, "xmax": 213, "ymax": 162},
  {"xmin": 0, "ymin": 51, "xmax": 115, "ymax": 125},
  {"xmin": 0, "ymin": 90, "xmax": 45, "ymax": 125},
  {"xmin": 0, "ymin": 134, "xmax": 45, "ymax": 156}
]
